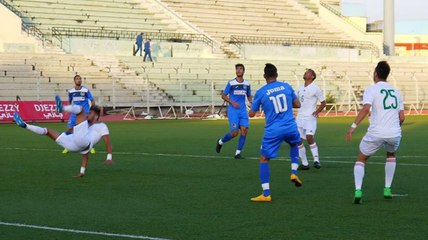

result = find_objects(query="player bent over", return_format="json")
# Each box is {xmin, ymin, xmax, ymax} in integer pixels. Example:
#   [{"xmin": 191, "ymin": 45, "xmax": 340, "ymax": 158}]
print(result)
[
  {"xmin": 296, "ymin": 69, "xmax": 326, "ymax": 170},
  {"xmin": 216, "ymin": 64, "xmax": 252, "ymax": 159},
  {"xmin": 346, "ymin": 61, "xmax": 404, "ymax": 204},
  {"xmin": 13, "ymin": 96, "xmax": 113, "ymax": 177},
  {"xmin": 249, "ymin": 64, "xmax": 302, "ymax": 202}
]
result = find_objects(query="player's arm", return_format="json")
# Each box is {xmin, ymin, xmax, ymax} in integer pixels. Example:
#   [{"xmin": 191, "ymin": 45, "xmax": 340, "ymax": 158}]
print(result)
[
  {"xmin": 87, "ymin": 90, "xmax": 95, "ymax": 106},
  {"xmin": 249, "ymin": 92, "xmax": 260, "ymax": 117},
  {"xmin": 74, "ymin": 154, "xmax": 89, "ymax": 178},
  {"xmin": 313, "ymin": 100, "xmax": 326, "ymax": 117},
  {"xmin": 102, "ymin": 134, "xmax": 113, "ymax": 165},
  {"xmin": 68, "ymin": 91, "xmax": 73, "ymax": 104},
  {"xmin": 291, "ymin": 87, "xmax": 300, "ymax": 108},
  {"xmin": 221, "ymin": 92, "xmax": 239, "ymax": 109},
  {"xmin": 346, "ymin": 103, "xmax": 371, "ymax": 141},
  {"xmin": 293, "ymin": 98, "xmax": 301, "ymax": 108}
]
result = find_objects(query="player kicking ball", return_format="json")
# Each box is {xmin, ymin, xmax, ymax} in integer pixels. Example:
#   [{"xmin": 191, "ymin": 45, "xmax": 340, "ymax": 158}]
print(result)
[
  {"xmin": 216, "ymin": 64, "xmax": 252, "ymax": 159},
  {"xmin": 346, "ymin": 61, "xmax": 405, "ymax": 204},
  {"xmin": 249, "ymin": 64, "xmax": 302, "ymax": 202},
  {"xmin": 13, "ymin": 96, "xmax": 113, "ymax": 177},
  {"xmin": 296, "ymin": 69, "xmax": 326, "ymax": 170}
]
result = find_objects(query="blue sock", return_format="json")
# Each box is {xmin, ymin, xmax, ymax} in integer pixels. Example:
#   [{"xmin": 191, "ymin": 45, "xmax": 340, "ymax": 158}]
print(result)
[
  {"xmin": 290, "ymin": 145, "xmax": 299, "ymax": 175},
  {"xmin": 260, "ymin": 162, "xmax": 270, "ymax": 196},
  {"xmin": 237, "ymin": 135, "xmax": 246, "ymax": 151},
  {"xmin": 220, "ymin": 132, "xmax": 233, "ymax": 143}
]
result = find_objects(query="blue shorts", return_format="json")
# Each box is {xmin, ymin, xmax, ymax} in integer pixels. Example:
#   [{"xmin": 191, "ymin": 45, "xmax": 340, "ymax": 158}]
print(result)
[
  {"xmin": 228, "ymin": 110, "xmax": 249, "ymax": 131},
  {"xmin": 260, "ymin": 128, "xmax": 301, "ymax": 159},
  {"xmin": 67, "ymin": 108, "xmax": 90, "ymax": 128}
]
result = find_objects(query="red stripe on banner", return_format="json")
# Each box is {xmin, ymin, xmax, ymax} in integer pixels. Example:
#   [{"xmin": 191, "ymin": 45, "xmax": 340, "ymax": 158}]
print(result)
[
  {"xmin": 0, "ymin": 101, "xmax": 70, "ymax": 123},
  {"xmin": 395, "ymin": 43, "xmax": 428, "ymax": 50}
]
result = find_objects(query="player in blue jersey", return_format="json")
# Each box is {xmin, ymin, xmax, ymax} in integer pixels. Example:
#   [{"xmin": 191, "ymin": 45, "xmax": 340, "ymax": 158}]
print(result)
[
  {"xmin": 216, "ymin": 64, "xmax": 252, "ymax": 159},
  {"xmin": 249, "ymin": 63, "xmax": 302, "ymax": 202},
  {"xmin": 62, "ymin": 75, "xmax": 95, "ymax": 154}
]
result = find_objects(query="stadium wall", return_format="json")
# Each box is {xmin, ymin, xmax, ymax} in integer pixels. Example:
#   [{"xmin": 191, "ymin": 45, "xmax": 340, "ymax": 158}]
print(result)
[
  {"xmin": 61, "ymin": 38, "xmax": 216, "ymax": 58},
  {"xmin": 0, "ymin": 5, "xmax": 34, "ymax": 52},
  {"xmin": 234, "ymin": 45, "xmax": 373, "ymax": 61}
]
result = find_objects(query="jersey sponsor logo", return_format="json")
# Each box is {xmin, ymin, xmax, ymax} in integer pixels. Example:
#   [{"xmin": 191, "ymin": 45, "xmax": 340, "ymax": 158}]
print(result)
[
  {"xmin": 233, "ymin": 90, "xmax": 247, "ymax": 95},
  {"xmin": 73, "ymin": 96, "xmax": 86, "ymax": 102},
  {"xmin": 266, "ymin": 86, "xmax": 285, "ymax": 96}
]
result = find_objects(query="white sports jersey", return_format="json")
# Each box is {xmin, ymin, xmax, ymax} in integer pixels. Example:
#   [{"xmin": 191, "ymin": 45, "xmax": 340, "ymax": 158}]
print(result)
[
  {"xmin": 88, "ymin": 122, "xmax": 110, "ymax": 147},
  {"xmin": 363, "ymin": 81, "xmax": 404, "ymax": 138},
  {"xmin": 297, "ymin": 83, "xmax": 325, "ymax": 118}
]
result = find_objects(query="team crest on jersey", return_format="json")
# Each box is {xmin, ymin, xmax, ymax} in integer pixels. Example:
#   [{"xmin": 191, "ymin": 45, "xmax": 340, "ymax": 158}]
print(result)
[
  {"xmin": 243, "ymin": 85, "xmax": 247, "ymax": 90},
  {"xmin": 80, "ymin": 92, "xmax": 85, "ymax": 96}
]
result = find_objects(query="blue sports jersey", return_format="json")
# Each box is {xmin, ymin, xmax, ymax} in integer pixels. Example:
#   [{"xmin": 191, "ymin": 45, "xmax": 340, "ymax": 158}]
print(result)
[
  {"xmin": 251, "ymin": 81, "xmax": 297, "ymax": 131},
  {"xmin": 68, "ymin": 86, "xmax": 94, "ymax": 114},
  {"xmin": 223, "ymin": 78, "xmax": 251, "ymax": 113}
]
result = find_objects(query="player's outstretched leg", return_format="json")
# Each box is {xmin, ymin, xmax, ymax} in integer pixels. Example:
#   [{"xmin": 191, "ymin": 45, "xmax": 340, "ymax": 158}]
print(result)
[
  {"xmin": 251, "ymin": 158, "xmax": 271, "ymax": 202},
  {"xmin": 310, "ymin": 143, "xmax": 321, "ymax": 169},
  {"xmin": 353, "ymin": 161, "xmax": 365, "ymax": 204},
  {"xmin": 290, "ymin": 144, "xmax": 302, "ymax": 187},
  {"xmin": 13, "ymin": 112, "xmax": 47, "ymax": 135},
  {"xmin": 384, "ymin": 156, "xmax": 396, "ymax": 199},
  {"xmin": 298, "ymin": 143, "xmax": 310, "ymax": 170}
]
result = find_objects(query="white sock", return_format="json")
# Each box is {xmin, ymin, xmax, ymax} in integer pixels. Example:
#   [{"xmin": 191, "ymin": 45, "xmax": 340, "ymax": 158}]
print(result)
[
  {"xmin": 26, "ymin": 124, "xmax": 47, "ymax": 135},
  {"xmin": 218, "ymin": 139, "xmax": 223, "ymax": 145},
  {"xmin": 354, "ymin": 161, "xmax": 365, "ymax": 190},
  {"xmin": 235, "ymin": 150, "xmax": 241, "ymax": 155},
  {"xmin": 310, "ymin": 143, "xmax": 319, "ymax": 162},
  {"xmin": 298, "ymin": 144, "xmax": 308, "ymax": 166},
  {"xmin": 385, "ymin": 158, "xmax": 396, "ymax": 188},
  {"xmin": 63, "ymin": 105, "xmax": 82, "ymax": 114},
  {"xmin": 291, "ymin": 163, "xmax": 299, "ymax": 171}
]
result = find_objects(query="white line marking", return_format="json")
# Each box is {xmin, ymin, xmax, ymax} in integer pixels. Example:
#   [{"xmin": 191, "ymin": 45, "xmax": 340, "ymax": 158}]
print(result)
[
  {"xmin": 391, "ymin": 194, "xmax": 409, "ymax": 197},
  {"xmin": 0, "ymin": 221, "xmax": 170, "ymax": 240},
  {"xmin": 2, "ymin": 147, "xmax": 428, "ymax": 167}
]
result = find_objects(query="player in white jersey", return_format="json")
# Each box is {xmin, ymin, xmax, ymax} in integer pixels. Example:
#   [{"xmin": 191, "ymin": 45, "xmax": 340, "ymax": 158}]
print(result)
[
  {"xmin": 296, "ymin": 69, "xmax": 326, "ymax": 170},
  {"xmin": 346, "ymin": 61, "xmax": 405, "ymax": 204},
  {"xmin": 13, "ymin": 96, "xmax": 113, "ymax": 177}
]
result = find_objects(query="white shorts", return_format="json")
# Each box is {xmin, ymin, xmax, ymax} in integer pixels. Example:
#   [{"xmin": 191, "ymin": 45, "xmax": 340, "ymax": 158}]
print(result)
[
  {"xmin": 296, "ymin": 117, "xmax": 317, "ymax": 139},
  {"xmin": 56, "ymin": 120, "xmax": 91, "ymax": 154},
  {"xmin": 359, "ymin": 133, "xmax": 401, "ymax": 156}
]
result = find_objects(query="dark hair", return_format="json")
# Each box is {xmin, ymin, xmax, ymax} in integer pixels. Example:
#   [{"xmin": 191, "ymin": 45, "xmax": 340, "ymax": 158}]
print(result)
[
  {"xmin": 235, "ymin": 63, "xmax": 245, "ymax": 71},
  {"xmin": 264, "ymin": 63, "xmax": 278, "ymax": 79},
  {"xmin": 306, "ymin": 69, "xmax": 317, "ymax": 80},
  {"xmin": 375, "ymin": 61, "xmax": 390, "ymax": 80},
  {"xmin": 74, "ymin": 75, "xmax": 81, "ymax": 80},
  {"xmin": 90, "ymin": 105, "xmax": 101, "ymax": 119}
]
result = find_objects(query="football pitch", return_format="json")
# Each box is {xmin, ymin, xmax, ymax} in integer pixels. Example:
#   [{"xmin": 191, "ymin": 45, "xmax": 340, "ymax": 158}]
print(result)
[{"xmin": 1, "ymin": 116, "xmax": 428, "ymax": 240}]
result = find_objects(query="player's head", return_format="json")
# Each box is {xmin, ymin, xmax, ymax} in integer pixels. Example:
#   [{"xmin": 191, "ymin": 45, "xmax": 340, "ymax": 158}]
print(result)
[
  {"xmin": 303, "ymin": 69, "xmax": 316, "ymax": 82},
  {"xmin": 374, "ymin": 61, "xmax": 390, "ymax": 82},
  {"xmin": 235, "ymin": 63, "xmax": 245, "ymax": 78},
  {"xmin": 74, "ymin": 75, "xmax": 82, "ymax": 86},
  {"xmin": 264, "ymin": 63, "xmax": 278, "ymax": 82},
  {"xmin": 88, "ymin": 105, "xmax": 101, "ymax": 123}
]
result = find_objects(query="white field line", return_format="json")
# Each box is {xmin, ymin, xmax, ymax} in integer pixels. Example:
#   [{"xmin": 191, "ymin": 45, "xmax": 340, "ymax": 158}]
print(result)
[
  {"xmin": 0, "ymin": 221, "xmax": 171, "ymax": 240},
  {"xmin": 2, "ymin": 147, "xmax": 428, "ymax": 167}
]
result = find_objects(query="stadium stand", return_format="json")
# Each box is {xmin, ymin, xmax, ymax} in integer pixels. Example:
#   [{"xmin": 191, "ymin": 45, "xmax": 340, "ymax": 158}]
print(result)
[{"xmin": 0, "ymin": 0, "xmax": 427, "ymax": 114}]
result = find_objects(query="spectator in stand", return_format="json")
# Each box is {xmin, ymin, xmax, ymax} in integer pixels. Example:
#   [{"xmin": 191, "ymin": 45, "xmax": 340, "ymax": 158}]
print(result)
[
  {"xmin": 134, "ymin": 32, "xmax": 144, "ymax": 56},
  {"xmin": 143, "ymin": 39, "xmax": 153, "ymax": 62}
]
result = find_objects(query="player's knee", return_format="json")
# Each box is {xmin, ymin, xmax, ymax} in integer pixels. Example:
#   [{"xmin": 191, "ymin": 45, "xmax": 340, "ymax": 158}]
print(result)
[
  {"xmin": 240, "ymin": 128, "xmax": 248, "ymax": 136},
  {"xmin": 386, "ymin": 152, "xmax": 396, "ymax": 158},
  {"xmin": 231, "ymin": 130, "xmax": 239, "ymax": 137},
  {"xmin": 260, "ymin": 155, "xmax": 269, "ymax": 163},
  {"xmin": 306, "ymin": 135, "xmax": 315, "ymax": 144}
]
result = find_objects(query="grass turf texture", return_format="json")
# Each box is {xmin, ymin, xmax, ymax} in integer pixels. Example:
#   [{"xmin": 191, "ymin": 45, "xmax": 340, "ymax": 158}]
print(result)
[{"xmin": 1, "ymin": 116, "xmax": 428, "ymax": 240}]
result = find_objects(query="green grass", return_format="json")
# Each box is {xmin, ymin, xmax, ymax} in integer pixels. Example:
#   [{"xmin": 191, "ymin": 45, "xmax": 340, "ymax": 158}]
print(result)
[{"xmin": 1, "ymin": 116, "xmax": 428, "ymax": 240}]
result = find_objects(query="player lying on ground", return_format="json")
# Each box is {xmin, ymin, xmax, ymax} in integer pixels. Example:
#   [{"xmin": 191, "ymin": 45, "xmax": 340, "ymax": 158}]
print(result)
[
  {"xmin": 296, "ymin": 69, "xmax": 326, "ymax": 170},
  {"xmin": 248, "ymin": 63, "xmax": 302, "ymax": 202},
  {"xmin": 346, "ymin": 61, "xmax": 405, "ymax": 204},
  {"xmin": 216, "ymin": 64, "xmax": 252, "ymax": 159},
  {"xmin": 63, "ymin": 74, "xmax": 95, "ymax": 154},
  {"xmin": 13, "ymin": 96, "xmax": 112, "ymax": 177}
]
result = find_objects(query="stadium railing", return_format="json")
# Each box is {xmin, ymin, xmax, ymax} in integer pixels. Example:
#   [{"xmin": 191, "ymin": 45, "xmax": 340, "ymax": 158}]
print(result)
[
  {"xmin": 229, "ymin": 35, "xmax": 380, "ymax": 57},
  {"xmin": 51, "ymin": 27, "xmax": 214, "ymax": 51}
]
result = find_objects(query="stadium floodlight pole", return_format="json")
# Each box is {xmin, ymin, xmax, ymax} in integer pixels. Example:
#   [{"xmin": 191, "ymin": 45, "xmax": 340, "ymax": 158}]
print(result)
[{"xmin": 383, "ymin": 0, "xmax": 395, "ymax": 56}]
